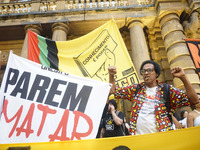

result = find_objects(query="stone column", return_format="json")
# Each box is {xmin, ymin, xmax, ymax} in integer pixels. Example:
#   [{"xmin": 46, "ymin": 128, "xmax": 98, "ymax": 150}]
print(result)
[
  {"xmin": 159, "ymin": 13, "xmax": 200, "ymax": 91},
  {"xmin": 128, "ymin": 20, "xmax": 150, "ymax": 81},
  {"xmin": 183, "ymin": 11, "xmax": 199, "ymax": 39},
  {"xmin": 21, "ymin": 24, "xmax": 42, "ymax": 59},
  {"xmin": 52, "ymin": 22, "xmax": 69, "ymax": 41}
]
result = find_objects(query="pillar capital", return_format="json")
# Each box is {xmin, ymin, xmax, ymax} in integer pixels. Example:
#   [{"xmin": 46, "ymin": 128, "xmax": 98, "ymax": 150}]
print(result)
[
  {"xmin": 159, "ymin": 14, "xmax": 184, "ymax": 42},
  {"xmin": 51, "ymin": 22, "xmax": 69, "ymax": 41},
  {"xmin": 158, "ymin": 12, "xmax": 180, "ymax": 27},
  {"xmin": 24, "ymin": 24, "xmax": 42, "ymax": 35},
  {"xmin": 156, "ymin": 1, "xmax": 185, "ymax": 22},
  {"xmin": 51, "ymin": 22, "xmax": 69, "ymax": 35},
  {"xmin": 127, "ymin": 20, "xmax": 144, "ymax": 29}
]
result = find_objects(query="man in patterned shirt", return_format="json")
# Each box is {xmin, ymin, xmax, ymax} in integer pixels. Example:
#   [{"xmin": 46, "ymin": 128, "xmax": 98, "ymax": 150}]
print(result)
[{"xmin": 108, "ymin": 60, "xmax": 199, "ymax": 135}]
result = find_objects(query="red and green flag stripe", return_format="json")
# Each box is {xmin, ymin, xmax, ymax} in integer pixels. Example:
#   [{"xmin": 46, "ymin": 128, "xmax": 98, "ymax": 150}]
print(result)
[{"xmin": 28, "ymin": 30, "xmax": 59, "ymax": 70}]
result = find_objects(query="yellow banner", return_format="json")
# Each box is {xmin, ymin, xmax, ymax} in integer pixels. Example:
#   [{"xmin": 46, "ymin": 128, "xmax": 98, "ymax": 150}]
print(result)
[
  {"xmin": 55, "ymin": 19, "xmax": 139, "ymax": 86},
  {"xmin": 1, "ymin": 126, "xmax": 200, "ymax": 150}
]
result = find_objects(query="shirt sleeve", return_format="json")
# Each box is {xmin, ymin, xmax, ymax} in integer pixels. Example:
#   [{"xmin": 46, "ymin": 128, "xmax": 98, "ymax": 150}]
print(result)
[
  {"xmin": 114, "ymin": 84, "xmax": 138, "ymax": 102},
  {"xmin": 169, "ymin": 85, "xmax": 190, "ymax": 109}
]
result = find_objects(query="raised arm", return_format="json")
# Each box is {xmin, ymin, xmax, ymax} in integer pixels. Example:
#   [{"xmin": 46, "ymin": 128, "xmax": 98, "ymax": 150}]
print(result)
[
  {"xmin": 171, "ymin": 67, "xmax": 199, "ymax": 105},
  {"xmin": 108, "ymin": 66, "xmax": 117, "ymax": 95},
  {"xmin": 110, "ymin": 105, "xmax": 123, "ymax": 126}
]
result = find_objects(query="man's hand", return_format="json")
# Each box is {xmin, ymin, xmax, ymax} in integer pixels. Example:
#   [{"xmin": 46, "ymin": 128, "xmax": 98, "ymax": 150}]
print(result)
[
  {"xmin": 110, "ymin": 104, "xmax": 115, "ymax": 113},
  {"xmin": 171, "ymin": 67, "xmax": 199, "ymax": 105},
  {"xmin": 108, "ymin": 66, "xmax": 117, "ymax": 76},
  {"xmin": 171, "ymin": 66, "xmax": 186, "ymax": 79}
]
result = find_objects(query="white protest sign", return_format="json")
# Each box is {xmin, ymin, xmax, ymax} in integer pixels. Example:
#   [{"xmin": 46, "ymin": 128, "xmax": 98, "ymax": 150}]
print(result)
[{"xmin": 0, "ymin": 51, "xmax": 110, "ymax": 144}]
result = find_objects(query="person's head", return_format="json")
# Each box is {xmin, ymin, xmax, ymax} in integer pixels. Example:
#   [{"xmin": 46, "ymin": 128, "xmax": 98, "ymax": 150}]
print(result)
[
  {"xmin": 180, "ymin": 110, "xmax": 188, "ymax": 120},
  {"xmin": 140, "ymin": 60, "xmax": 161, "ymax": 87},
  {"xmin": 112, "ymin": 145, "xmax": 130, "ymax": 150},
  {"xmin": 108, "ymin": 99, "xmax": 117, "ymax": 112}
]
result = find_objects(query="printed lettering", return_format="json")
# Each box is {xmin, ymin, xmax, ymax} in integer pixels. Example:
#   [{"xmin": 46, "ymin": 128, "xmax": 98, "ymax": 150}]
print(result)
[
  {"xmin": 45, "ymin": 79, "xmax": 67, "ymax": 107},
  {"xmin": 2, "ymin": 99, "xmax": 23, "ymax": 138},
  {"xmin": 71, "ymin": 111, "xmax": 93, "ymax": 140},
  {"xmin": 28, "ymin": 75, "xmax": 51, "ymax": 103},
  {"xmin": 5, "ymin": 69, "xmax": 92, "ymax": 111},
  {"xmin": 2, "ymin": 99, "xmax": 94, "ymax": 141},
  {"xmin": 16, "ymin": 103, "xmax": 34, "ymax": 138},
  {"xmin": 5, "ymin": 68, "xmax": 19, "ymax": 93},
  {"xmin": 10, "ymin": 71, "xmax": 31, "ymax": 99},
  {"xmin": 37, "ymin": 104, "xmax": 57, "ymax": 136},
  {"xmin": 60, "ymin": 83, "xmax": 92, "ymax": 113},
  {"xmin": 48, "ymin": 109, "xmax": 70, "ymax": 141}
]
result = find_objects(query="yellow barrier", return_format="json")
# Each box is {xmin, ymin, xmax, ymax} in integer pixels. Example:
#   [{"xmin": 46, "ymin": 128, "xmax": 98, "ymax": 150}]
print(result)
[{"xmin": 1, "ymin": 126, "xmax": 200, "ymax": 150}]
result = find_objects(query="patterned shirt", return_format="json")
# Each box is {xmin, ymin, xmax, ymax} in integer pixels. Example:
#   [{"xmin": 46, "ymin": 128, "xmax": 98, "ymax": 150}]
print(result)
[{"xmin": 114, "ymin": 80, "xmax": 190, "ymax": 135}]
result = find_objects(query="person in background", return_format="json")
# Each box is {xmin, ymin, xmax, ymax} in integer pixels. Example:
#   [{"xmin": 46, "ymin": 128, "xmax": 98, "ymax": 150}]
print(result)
[
  {"xmin": 100, "ymin": 99, "xmax": 125, "ymax": 138},
  {"xmin": 96, "ymin": 97, "xmax": 110, "ymax": 138},
  {"xmin": 187, "ymin": 93, "xmax": 200, "ymax": 127},
  {"xmin": 171, "ymin": 110, "xmax": 188, "ymax": 129},
  {"xmin": 179, "ymin": 110, "xmax": 189, "ymax": 128},
  {"xmin": 108, "ymin": 60, "xmax": 199, "ymax": 135}
]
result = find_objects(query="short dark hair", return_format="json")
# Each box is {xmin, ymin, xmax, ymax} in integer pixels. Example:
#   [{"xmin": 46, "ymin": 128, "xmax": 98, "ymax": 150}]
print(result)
[
  {"xmin": 140, "ymin": 60, "xmax": 161, "ymax": 78},
  {"xmin": 113, "ymin": 145, "xmax": 130, "ymax": 150},
  {"xmin": 109, "ymin": 99, "xmax": 117, "ymax": 110}
]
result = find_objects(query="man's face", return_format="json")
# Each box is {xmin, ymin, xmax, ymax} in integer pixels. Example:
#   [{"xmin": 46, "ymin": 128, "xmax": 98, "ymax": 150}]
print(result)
[{"xmin": 141, "ymin": 63, "xmax": 158, "ymax": 86}]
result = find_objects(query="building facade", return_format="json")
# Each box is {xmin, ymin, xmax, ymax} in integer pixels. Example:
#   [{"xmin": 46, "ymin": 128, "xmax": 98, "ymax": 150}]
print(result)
[{"xmin": 0, "ymin": 0, "xmax": 200, "ymax": 121}]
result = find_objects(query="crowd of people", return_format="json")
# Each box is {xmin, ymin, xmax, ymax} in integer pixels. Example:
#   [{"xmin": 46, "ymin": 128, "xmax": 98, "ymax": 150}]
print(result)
[{"xmin": 99, "ymin": 60, "xmax": 200, "ymax": 138}]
